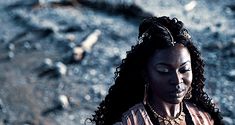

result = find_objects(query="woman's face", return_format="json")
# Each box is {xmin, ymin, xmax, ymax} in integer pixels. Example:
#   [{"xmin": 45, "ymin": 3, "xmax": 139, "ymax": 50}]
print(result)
[{"xmin": 146, "ymin": 44, "xmax": 192, "ymax": 104}]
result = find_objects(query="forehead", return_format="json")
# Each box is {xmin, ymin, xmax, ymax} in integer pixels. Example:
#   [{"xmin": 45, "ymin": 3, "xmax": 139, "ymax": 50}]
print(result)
[{"xmin": 149, "ymin": 44, "xmax": 191, "ymax": 65}]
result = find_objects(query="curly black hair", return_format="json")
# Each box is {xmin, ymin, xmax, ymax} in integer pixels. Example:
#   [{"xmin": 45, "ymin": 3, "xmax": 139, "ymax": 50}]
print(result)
[{"xmin": 91, "ymin": 16, "xmax": 223, "ymax": 125}]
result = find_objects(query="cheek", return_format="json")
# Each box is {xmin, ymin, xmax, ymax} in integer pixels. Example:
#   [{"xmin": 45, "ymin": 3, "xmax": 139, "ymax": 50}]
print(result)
[
  {"xmin": 184, "ymin": 71, "xmax": 193, "ymax": 85},
  {"xmin": 149, "ymin": 73, "xmax": 169, "ymax": 92},
  {"xmin": 148, "ymin": 71, "xmax": 166, "ymax": 84}
]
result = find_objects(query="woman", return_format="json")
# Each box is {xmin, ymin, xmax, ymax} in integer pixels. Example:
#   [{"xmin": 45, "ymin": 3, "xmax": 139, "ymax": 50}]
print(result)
[{"xmin": 91, "ymin": 16, "xmax": 223, "ymax": 125}]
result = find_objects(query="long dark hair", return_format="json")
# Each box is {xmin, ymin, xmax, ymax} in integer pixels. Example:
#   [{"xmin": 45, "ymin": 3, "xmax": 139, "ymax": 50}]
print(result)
[{"xmin": 91, "ymin": 16, "xmax": 223, "ymax": 125}]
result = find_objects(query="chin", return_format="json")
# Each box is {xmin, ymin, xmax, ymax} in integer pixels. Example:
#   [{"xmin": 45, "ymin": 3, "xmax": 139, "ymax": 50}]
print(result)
[{"xmin": 165, "ymin": 97, "xmax": 183, "ymax": 104}]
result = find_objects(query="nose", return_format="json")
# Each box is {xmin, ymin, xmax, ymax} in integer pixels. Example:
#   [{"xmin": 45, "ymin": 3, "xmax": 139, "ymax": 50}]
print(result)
[{"xmin": 170, "ymin": 71, "xmax": 183, "ymax": 85}]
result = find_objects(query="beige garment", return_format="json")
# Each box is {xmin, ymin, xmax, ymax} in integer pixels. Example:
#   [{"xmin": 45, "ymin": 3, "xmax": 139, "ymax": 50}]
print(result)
[
  {"xmin": 114, "ymin": 103, "xmax": 153, "ymax": 125},
  {"xmin": 185, "ymin": 102, "xmax": 214, "ymax": 125},
  {"xmin": 114, "ymin": 102, "xmax": 214, "ymax": 125}
]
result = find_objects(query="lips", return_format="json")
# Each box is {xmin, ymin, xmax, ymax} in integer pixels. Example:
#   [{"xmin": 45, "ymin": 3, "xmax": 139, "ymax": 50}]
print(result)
[
  {"xmin": 170, "ymin": 88, "xmax": 185, "ymax": 94},
  {"xmin": 169, "ymin": 84, "xmax": 186, "ymax": 98},
  {"xmin": 169, "ymin": 89, "xmax": 185, "ymax": 98},
  {"xmin": 176, "ymin": 88, "xmax": 185, "ymax": 93}
]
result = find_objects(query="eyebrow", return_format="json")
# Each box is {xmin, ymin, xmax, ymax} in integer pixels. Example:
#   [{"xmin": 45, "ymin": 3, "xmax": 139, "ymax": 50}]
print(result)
[
  {"xmin": 180, "ymin": 61, "xmax": 191, "ymax": 66},
  {"xmin": 155, "ymin": 61, "xmax": 191, "ymax": 67}
]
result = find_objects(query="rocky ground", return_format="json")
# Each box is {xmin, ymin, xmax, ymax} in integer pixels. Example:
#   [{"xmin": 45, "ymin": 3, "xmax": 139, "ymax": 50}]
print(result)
[{"xmin": 0, "ymin": 0, "xmax": 234, "ymax": 125}]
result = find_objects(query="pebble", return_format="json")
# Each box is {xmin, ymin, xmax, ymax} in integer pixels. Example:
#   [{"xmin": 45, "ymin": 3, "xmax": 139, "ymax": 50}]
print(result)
[
  {"xmin": 58, "ymin": 95, "xmax": 69, "ymax": 109},
  {"xmin": 225, "ymin": 7, "xmax": 234, "ymax": 16},
  {"xmin": 66, "ymin": 34, "xmax": 76, "ymax": 42},
  {"xmin": 91, "ymin": 85, "xmax": 107, "ymax": 97},
  {"xmin": 7, "ymin": 43, "xmax": 15, "ymax": 51},
  {"xmin": 7, "ymin": 51, "xmax": 14, "ymax": 60},
  {"xmin": 184, "ymin": 1, "xmax": 197, "ymax": 12},
  {"xmin": 41, "ymin": 94, "xmax": 69, "ymax": 116},
  {"xmin": 72, "ymin": 47, "xmax": 85, "ymax": 62},
  {"xmin": 68, "ymin": 42, "xmax": 76, "ymax": 49},
  {"xmin": 42, "ymin": 58, "xmax": 53, "ymax": 70},
  {"xmin": 84, "ymin": 94, "xmax": 91, "ymax": 101},
  {"xmin": 39, "ymin": 58, "xmax": 61, "ymax": 77},
  {"xmin": 33, "ymin": 43, "xmax": 42, "ymax": 50},
  {"xmin": 68, "ymin": 114, "xmax": 75, "ymax": 120},
  {"xmin": 0, "ymin": 98, "xmax": 7, "ymax": 117},
  {"xmin": 54, "ymin": 62, "xmax": 67, "ymax": 76},
  {"xmin": 23, "ymin": 41, "xmax": 32, "ymax": 50},
  {"xmin": 1, "ymin": 0, "xmax": 234, "ymax": 124},
  {"xmin": 227, "ymin": 69, "xmax": 235, "ymax": 81}
]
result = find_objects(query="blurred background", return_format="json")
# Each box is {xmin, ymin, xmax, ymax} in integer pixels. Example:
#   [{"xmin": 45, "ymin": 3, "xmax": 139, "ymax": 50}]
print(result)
[{"xmin": 0, "ymin": 0, "xmax": 234, "ymax": 125}]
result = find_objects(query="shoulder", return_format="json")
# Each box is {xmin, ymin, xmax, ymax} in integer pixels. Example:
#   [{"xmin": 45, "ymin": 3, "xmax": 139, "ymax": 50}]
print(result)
[
  {"xmin": 122, "ymin": 103, "xmax": 146, "ymax": 117},
  {"xmin": 114, "ymin": 103, "xmax": 153, "ymax": 125},
  {"xmin": 185, "ymin": 101, "xmax": 214, "ymax": 125}
]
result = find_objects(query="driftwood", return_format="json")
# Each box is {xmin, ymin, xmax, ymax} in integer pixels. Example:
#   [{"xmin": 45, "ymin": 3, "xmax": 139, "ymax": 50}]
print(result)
[
  {"xmin": 38, "ymin": 29, "xmax": 101, "ymax": 78},
  {"xmin": 64, "ymin": 29, "xmax": 101, "ymax": 64}
]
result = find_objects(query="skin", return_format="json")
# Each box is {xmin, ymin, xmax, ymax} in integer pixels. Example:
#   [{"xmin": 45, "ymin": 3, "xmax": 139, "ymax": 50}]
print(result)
[{"xmin": 146, "ymin": 43, "xmax": 193, "ymax": 118}]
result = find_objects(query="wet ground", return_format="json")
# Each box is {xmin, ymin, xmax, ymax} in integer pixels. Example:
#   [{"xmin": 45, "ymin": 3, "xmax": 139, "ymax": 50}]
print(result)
[{"xmin": 0, "ymin": 0, "xmax": 234, "ymax": 125}]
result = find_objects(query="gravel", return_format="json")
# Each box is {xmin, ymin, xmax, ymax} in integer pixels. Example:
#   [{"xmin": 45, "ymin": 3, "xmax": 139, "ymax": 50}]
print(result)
[{"xmin": 0, "ymin": 0, "xmax": 234, "ymax": 125}]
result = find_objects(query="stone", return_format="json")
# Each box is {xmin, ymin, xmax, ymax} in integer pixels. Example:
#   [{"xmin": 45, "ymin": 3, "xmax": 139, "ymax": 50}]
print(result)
[
  {"xmin": 91, "ymin": 84, "xmax": 107, "ymax": 97},
  {"xmin": 42, "ymin": 58, "xmax": 53, "ymax": 69},
  {"xmin": 84, "ymin": 94, "xmax": 91, "ymax": 101},
  {"xmin": 33, "ymin": 43, "xmax": 42, "ymax": 50},
  {"xmin": 68, "ymin": 42, "xmax": 76, "ymax": 49},
  {"xmin": 39, "ymin": 58, "xmax": 67, "ymax": 77},
  {"xmin": 41, "ymin": 94, "xmax": 69, "ymax": 116},
  {"xmin": 23, "ymin": 41, "xmax": 32, "ymax": 50},
  {"xmin": 7, "ymin": 51, "xmax": 14, "ymax": 60},
  {"xmin": 7, "ymin": 43, "xmax": 15, "ymax": 51},
  {"xmin": 225, "ymin": 7, "xmax": 234, "ymax": 16},
  {"xmin": 227, "ymin": 69, "xmax": 235, "ymax": 81},
  {"xmin": 58, "ymin": 95, "xmax": 69, "ymax": 109},
  {"xmin": 54, "ymin": 62, "xmax": 67, "ymax": 76},
  {"xmin": 66, "ymin": 34, "xmax": 76, "ymax": 42},
  {"xmin": 72, "ymin": 46, "xmax": 85, "ymax": 62},
  {"xmin": 184, "ymin": 1, "xmax": 197, "ymax": 12},
  {"xmin": 38, "ymin": 58, "xmax": 54, "ymax": 77}
]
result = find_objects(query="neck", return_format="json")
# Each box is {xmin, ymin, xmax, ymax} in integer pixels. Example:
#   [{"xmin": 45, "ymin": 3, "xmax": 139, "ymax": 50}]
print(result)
[{"xmin": 148, "ymin": 97, "xmax": 181, "ymax": 118}]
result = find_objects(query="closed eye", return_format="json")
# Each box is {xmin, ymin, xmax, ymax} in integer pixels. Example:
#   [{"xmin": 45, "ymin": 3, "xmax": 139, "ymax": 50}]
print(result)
[
  {"xmin": 179, "ymin": 67, "xmax": 191, "ymax": 73},
  {"xmin": 156, "ymin": 66, "xmax": 170, "ymax": 73}
]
